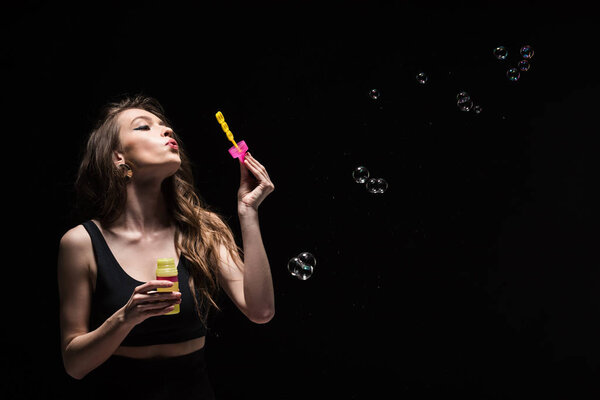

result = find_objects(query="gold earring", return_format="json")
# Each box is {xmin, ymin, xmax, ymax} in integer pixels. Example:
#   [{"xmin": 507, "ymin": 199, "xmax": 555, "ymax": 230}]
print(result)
[{"xmin": 119, "ymin": 163, "xmax": 133, "ymax": 180}]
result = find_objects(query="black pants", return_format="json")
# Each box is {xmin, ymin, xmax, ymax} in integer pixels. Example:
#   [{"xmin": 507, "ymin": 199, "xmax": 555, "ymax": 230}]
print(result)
[{"xmin": 78, "ymin": 347, "xmax": 215, "ymax": 400}]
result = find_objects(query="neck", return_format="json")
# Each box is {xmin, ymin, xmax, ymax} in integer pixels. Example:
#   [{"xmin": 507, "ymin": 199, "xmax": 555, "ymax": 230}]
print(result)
[{"xmin": 113, "ymin": 178, "xmax": 172, "ymax": 233}]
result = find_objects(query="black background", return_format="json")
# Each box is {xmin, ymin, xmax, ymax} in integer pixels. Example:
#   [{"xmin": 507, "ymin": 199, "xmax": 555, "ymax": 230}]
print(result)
[{"xmin": 2, "ymin": 1, "xmax": 598, "ymax": 399}]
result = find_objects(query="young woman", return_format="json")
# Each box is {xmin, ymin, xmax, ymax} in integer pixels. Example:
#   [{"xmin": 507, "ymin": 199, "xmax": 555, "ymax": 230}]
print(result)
[{"xmin": 57, "ymin": 94, "xmax": 275, "ymax": 399}]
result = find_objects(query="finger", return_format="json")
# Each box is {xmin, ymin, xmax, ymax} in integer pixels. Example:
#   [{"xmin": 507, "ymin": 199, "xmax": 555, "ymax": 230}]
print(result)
[
  {"xmin": 239, "ymin": 156, "xmax": 250, "ymax": 179},
  {"xmin": 160, "ymin": 305, "xmax": 176, "ymax": 315},
  {"xmin": 138, "ymin": 301, "xmax": 178, "ymax": 314},
  {"xmin": 246, "ymin": 156, "xmax": 271, "ymax": 180},
  {"xmin": 242, "ymin": 160, "xmax": 265, "ymax": 183},
  {"xmin": 244, "ymin": 156, "xmax": 271, "ymax": 182},
  {"xmin": 136, "ymin": 300, "xmax": 180, "ymax": 312},
  {"xmin": 158, "ymin": 305, "xmax": 176, "ymax": 315},
  {"xmin": 143, "ymin": 295, "xmax": 181, "ymax": 306},
  {"xmin": 243, "ymin": 159, "xmax": 261, "ymax": 178},
  {"xmin": 134, "ymin": 280, "xmax": 174, "ymax": 294},
  {"xmin": 133, "ymin": 291, "xmax": 181, "ymax": 304},
  {"xmin": 243, "ymin": 154, "xmax": 274, "ymax": 190},
  {"xmin": 245, "ymin": 153, "xmax": 265, "ymax": 169},
  {"xmin": 136, "ymin": 294, "xmax": 181, "ymax": 307}
]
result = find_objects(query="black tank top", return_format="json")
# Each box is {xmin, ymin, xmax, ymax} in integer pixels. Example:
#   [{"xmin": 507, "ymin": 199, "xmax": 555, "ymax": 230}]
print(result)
[{"xmin": 82, "ymin": 220, "xmax": 207, "ymax": 346}]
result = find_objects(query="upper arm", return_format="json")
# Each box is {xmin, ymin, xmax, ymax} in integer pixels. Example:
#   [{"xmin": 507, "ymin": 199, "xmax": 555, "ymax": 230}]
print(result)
[{"xmin": 57, "ymin": 225, "xmax": 94, "ymax": 357}]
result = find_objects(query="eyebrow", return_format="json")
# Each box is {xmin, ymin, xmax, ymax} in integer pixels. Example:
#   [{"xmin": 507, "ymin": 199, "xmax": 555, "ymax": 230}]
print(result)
[{"xmin": 130, "ymin": 115, "xmax": 166, "ymax": 126}]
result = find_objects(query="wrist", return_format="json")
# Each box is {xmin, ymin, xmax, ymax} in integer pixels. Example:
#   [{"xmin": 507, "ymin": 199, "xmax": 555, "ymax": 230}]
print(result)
[
  {"xmin": 114, "ymin": 306, "xmax": 136, "ymax": 330},
  {"xmin": 238, "ymin": 206, "xmax": 259, "ymax": 219}
]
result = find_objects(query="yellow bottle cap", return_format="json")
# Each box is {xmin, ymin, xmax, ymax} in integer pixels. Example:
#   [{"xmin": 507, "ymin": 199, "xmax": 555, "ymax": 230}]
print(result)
[{"xmin": 157, "ymin": 258, "xmax": 175, "ymax": 268}]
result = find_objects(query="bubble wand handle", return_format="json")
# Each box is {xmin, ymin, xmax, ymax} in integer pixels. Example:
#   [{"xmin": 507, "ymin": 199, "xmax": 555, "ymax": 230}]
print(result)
[{"xmin": 215, "ymin": 111, "xmax": 240, "ymax": 151}]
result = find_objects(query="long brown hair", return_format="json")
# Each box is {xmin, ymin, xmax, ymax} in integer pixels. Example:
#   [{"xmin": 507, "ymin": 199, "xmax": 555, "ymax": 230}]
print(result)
[{"xmin": 75, "ymin": 94, "xmax": 243, "ymax": 322}]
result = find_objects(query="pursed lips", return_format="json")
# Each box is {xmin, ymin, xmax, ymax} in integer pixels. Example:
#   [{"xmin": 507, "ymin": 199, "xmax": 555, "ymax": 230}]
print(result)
[{"xmin": 165, "ymin": 139, "xmax": 178, "ymax": 149}]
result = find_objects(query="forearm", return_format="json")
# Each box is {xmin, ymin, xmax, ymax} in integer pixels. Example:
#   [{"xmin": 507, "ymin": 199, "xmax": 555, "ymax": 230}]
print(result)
[
  {"xmin": 239, "ymin": 211, "xmax": 275, "ymax": 322},
  {"xmin": 63, "ymin": 307, "xmax": 133, "ymax": 380}
]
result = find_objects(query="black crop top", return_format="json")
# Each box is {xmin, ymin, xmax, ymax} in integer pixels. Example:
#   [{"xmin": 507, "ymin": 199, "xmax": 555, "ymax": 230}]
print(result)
[{"xmin": 82, "ymin": 220, "xmax": 207, "ymax": 346}]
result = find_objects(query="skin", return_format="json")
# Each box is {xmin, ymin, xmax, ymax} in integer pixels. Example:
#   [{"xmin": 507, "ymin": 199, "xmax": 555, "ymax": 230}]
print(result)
[{"xmin": 57, "ymin": 108, "xmax": 275, "ymax": 379}]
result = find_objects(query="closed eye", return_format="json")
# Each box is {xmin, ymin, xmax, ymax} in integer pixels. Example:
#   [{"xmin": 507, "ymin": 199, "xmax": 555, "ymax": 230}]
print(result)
[{"xmin": 134, "ymin": 125, "xmax": 150, "ymax": 131}]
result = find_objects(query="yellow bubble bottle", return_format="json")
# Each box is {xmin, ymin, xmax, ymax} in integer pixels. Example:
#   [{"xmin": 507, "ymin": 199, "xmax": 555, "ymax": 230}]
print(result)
[{"xmin": 156, "ymin": 258, "xmax": 180, "ymax": 315}]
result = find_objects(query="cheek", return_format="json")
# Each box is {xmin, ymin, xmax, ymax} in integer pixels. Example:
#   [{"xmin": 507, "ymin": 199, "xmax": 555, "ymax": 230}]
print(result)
[{"xmin": 125, "ymin": 140, "xmax": 162, "ymax": 165}]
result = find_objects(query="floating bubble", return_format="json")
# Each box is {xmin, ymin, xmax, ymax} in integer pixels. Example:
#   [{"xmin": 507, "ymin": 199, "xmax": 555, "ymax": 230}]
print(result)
[
  {"xmin": 506, "ymin": 67, "xmax": 520, "ymax": 81},
  {"xmin": 520, "ymin": 45, "xmax": 534, "ymax": 59},
  {"xmin": 375, "ymin": 178, "xmax": 388, "ymax": 193},
  {"xmin": 456, "ymin": 91, "xmax": 470, "ymax": 101},
  {"xmin": 366, "ymin": 177, "xmax": 388, "ymax": 194},
  {"xmin": 352, "ymin": 166, "xmax": 370, "ymax": 183},
  {"xmin": 366, "ymin": 178, "xmax": 378, "ymax": 193},
  {"xmin": 458, "ymin": 100, "xmax": 473, "ymax": 112},
  {"xmin": 298, "ymin": 252, "xmax": 317, "ymax": 268},
  {"xmin": 518, "ymin": 59, "xmax": 530, "ymax": 71},
  {"xmin": 368, "ymin": 89, "xmax": 380, "ymax": 100},
  {"xmin": 473, "ymin": 105, "xmax": 482, "ymax": 114},
  {"xmin": 493, "ymin": 46, "xmax": 508, "ymax": 60},
  {"xmin": 416, "ymin": 72, "xmax": 428, "ymax": 84},
  {"xmin": 288, "ymin": 252, "xmax": 316, "ymax": 280},
  {"xmin": 295, "ymin": 264, "xmax": 313, "ymax": 280},
  {"xmin": 457, "ymin": 92, "xmax": 473, "ymax": 111},
  {"xmin": 287, "ymin": 257, "xmax": 303, "ymax": 277}
]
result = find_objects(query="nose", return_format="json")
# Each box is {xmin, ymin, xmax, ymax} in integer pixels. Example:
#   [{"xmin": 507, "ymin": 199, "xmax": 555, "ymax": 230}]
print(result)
[{"xmin": 162, "ymin": 128, "xmax": 174, "ymax": 138}]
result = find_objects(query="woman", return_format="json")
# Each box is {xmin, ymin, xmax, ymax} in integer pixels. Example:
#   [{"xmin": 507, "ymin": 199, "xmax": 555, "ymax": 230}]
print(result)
[{"xmin": 57, "ymin": 94, "xmax": 275, "ymax": 399}]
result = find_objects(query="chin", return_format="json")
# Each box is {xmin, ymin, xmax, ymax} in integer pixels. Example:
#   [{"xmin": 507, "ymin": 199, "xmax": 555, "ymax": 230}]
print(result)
[{"xmin": 163, "ymin": 158, "xmax": 182, "ymax": 177}]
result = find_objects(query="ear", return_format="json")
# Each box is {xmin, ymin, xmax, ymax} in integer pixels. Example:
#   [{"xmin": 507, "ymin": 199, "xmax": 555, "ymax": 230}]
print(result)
[{"xmin": 112, "ymin": 150, "xmax": 125, "ymax": 165}]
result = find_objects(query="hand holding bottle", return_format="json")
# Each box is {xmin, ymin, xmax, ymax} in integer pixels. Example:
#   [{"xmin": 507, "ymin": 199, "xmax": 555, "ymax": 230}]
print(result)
[{"xmin": 121, "ymin": 280, "xmax": 182, "ymax": 326}]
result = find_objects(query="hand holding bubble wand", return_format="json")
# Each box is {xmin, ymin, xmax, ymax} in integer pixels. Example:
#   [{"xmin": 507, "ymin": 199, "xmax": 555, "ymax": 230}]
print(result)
[
  {"xmin": 215, "ymin": 111, "xmax": 248, "ymax": 162},
  {"xmin": 215, "ymin": 110, "xmax": 275, "ymax": 213}
]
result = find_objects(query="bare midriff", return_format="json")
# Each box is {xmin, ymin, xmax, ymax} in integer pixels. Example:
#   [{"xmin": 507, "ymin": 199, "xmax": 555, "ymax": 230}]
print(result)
[{"xmin": 113, "ymin": 336, "xmax": 205, "ymax": 359}]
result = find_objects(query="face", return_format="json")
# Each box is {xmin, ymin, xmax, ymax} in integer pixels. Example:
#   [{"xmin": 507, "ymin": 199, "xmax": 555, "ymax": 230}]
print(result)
[{"xmin": 114, "ymin": 108, "xmax": 181, "ymax": 180}]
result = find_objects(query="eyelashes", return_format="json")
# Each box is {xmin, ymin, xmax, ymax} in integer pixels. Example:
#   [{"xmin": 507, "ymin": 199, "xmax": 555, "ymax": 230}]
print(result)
[{"xmin": 133, "ymin": 124, "xmax": 175, "ymax": 137}]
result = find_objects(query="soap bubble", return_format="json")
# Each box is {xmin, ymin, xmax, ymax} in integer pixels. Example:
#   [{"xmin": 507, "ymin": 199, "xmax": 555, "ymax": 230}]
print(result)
[
  {"xmin": 458, "ymin": 99, "xmax": 473, "ymax": 112},
  {"xmin": 353, "ymin": 166, "xmax": 370, "ymax": 183},
  {"xmin": 493, "ymin": 46, "xmax": 508, "ymax": 60},
  {"xmin": 416, "ymin": 72, "xmax": 428, "ymax": 84},
  {"xmin": 295, "ymin": 264, "xmax": 313, "ymax": 280},
  {"xmin": 375, "ymin": 178, "xmax": 389, "ymax": 193},
  {"xmin": 518, "ymin": 59, "xmax": 530, "ymax": 71},
  {"xmin": 473, "ymin": 105, "xmax": 482, "ymax": 114},
  {"xmin": 368, "ymin": 89, "xmax": 380, "ymax": 100},
  {"xmin": 298, "ymin": 252, "xmax": 317, "ymax": 268},
  {"xmin": 288, "ymin": 252, "xmax": 316, "ymax": 280},
  {"xmin": 520, "ymin": 45, "xmax": 534, "ymax": 59},
  {"xmin": 506, "ymin": 67, "xmax": 520, "ymax": 81},
  {"xmin": 365, "ymin": 178, "xmax": 378, "ymax": 193},
  {"xmin": 287, "ymin": 257, "xmax": 303, "ymax": 277},
  {"xmin": 457, "ymin": 91, "xmax": 473, "ymax": 111},
  {"xmin": 366, "ymin": 177, "xmax": 388, "ymax": 194},
  {"xmin": 456, "ymin": 91, "xmax": 470, "ymax": 101}
]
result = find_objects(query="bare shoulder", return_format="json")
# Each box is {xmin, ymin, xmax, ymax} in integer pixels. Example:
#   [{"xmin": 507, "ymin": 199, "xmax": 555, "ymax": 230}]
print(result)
[
  {"xmin": 60, "ymin": 224, "xmax": 92, "ymax": 253},
  {"xmin": 58, "ymin": 224, "xmax": 93, "ymax": 271},
  {"xmin": 60, "ymin": 224, "xmax": 92, "ymax": 247}
]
